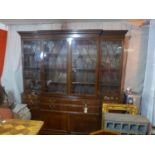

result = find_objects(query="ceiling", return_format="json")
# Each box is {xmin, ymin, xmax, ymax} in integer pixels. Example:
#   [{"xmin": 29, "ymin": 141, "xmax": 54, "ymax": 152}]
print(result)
[{"xmin": 0, "ymin": 19, "xmax": 126, "ymax": 25}]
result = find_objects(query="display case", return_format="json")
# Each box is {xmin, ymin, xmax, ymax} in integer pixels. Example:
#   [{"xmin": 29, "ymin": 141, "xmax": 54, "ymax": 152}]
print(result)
[{"xmin": 19, "ymin": 30, "xmax": 127, "ymax": 134}]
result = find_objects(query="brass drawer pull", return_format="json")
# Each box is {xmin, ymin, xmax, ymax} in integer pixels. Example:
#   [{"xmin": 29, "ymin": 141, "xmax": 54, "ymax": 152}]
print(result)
[
  {"xmin": 84, "ymin": 104, "xmax": 88, "ymax": 113},
  {"xmin": 48, "ymin": 104, "xmax": 56, "ymax": 109},
  {"xmin": 49, "ymin": 105, "xmax": 53, "ymax": 109}
]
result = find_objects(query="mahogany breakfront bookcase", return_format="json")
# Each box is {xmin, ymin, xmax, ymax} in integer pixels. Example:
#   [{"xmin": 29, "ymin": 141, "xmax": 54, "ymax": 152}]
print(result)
[{"xmin": 19, "ymin": 30, "xmax": 127, "ymax": 134}]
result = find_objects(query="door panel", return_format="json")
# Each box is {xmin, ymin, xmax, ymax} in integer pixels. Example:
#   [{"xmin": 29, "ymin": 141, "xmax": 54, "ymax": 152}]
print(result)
[{"xmin": 69, "ymin": 113, "xmax": 100, "ymax": 134}]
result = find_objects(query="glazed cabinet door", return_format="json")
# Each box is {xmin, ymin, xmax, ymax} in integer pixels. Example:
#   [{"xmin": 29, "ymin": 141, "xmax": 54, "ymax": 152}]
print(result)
[
  {"xmin": 22, "ymin": 40, "xmax": 42, "ymax": 93},
  {"xmin": 71, "ymin": 39, "xmax": 98, "ymax": 96},
  {"xmin": 43, "ymin": 39, "xmax": 68, "ymax": 94},
  {"xmin": 100, "ymin": 40, "xmax": 123, "ymax": 101}
]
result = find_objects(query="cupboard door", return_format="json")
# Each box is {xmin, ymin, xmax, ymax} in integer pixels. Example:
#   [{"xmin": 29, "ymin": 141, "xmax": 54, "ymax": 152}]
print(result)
[
  {"xmin": 71, "ymin": 39, "xmax": 97, "ymax": 95},
  {"xmin": 100, "ymin": 40, "xmax": 123, "ymax": 101},
  {"xmin": 69, "ymin": 113, "xmax": 100, "ymax": 134},
  {"xmin": 23, "ymin": 40, "xmax": 42, "ymax": 93},
  {"xmin": 39, "ymin": 110, "xmax": 68, "ymax": 132},
  {"xmin": 43, "ymin": 40, "xmax": 68, "ymax": 94}
]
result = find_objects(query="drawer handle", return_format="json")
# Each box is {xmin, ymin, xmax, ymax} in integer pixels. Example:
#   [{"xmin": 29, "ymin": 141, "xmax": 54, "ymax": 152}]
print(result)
[
  {"xmin": 49, "ymin": 105, "xmax": 53, "ymax": 109},
  {"xmin": 48, "ymin": 105, "xmax": 55, "ymax": 109},
  {"xmin": 84, "ymin": 104, "xmax": 88, "ymax": 113}
]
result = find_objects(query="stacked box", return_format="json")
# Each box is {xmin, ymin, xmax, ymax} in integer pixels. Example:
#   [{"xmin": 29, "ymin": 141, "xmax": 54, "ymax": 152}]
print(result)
[{"xmin": 103, "ymin": 113, "xmax": 150, "ymax": 135}]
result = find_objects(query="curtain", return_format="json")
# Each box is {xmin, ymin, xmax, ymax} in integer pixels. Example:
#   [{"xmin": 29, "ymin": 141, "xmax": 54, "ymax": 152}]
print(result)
[
  {"xmin": 0, "ymin": 29, "xmax": 7, "ymax": 81},
  {"xmin": 141, "ymin": 20, "xmax": 155, "ymax": 126},
  {"xmin": 1, "ymin": 26, "xmax": 23, "ymax": 105}
]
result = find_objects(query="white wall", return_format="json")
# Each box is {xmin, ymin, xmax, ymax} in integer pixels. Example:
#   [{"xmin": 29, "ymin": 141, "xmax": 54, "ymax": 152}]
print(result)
[
  {"xmin": 1, "ymin": 21, "xmax": 149, "ymax": 105},
  {"xmin": 125, "ymin": 27, "xmax": 149, "ymax": 93},
  {"xmin": 141, "ymin": 20, "xmax": 155, "ymax": 126}
]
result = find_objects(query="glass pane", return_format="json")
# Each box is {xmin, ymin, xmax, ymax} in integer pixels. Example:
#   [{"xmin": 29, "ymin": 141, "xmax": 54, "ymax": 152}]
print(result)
[
  {"xmin": 71, "ymin": 39, "xmax": 97, "ymax": 95},
  {"xmin": 43, "ymin": 40, "xmax": 67, "ymax": 94},
  {"xmin": 100, "ymin": 40, "xmax": 122, "ymax": 100},
  {"xmin": 23, "ymin": 40, "xmax": 42, "ymax": 92}
]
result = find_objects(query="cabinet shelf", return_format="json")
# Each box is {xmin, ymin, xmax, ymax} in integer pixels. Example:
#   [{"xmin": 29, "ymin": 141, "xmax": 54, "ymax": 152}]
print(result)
[
  {"xmin": 72, "ymin": 68, "xmax": 96, "ymax": 72},
  {"xmin": 72, "ymin": 53, "xmax": 96, "ymax": 57},
  {"xmin": 24, "ymin": 67, "xmax": 40, "ymax": 70},
  {"xmin": 46, "ymin": 81, "xmax": 66, "ymax": 84},
  {"xmin": 101, "ymin": 84, "xmax": 120, "ymax": 87},
  {"xmin": 101, "ymin": 82, "xmax": 120, "ymax": 86},
  {"xmin": 45, "ymin": 68, "xmax": 66, "ymax": 71},
  {"xmin": 45, "ymin": 53, "xmax": 67, "ymax": 57},
  {"xmin": 72, "ymin": 82, "xmax": 95, "ymax": 85},
  {"xmin": 100, "ymin": 68, "xmax": 120, "ymax": 72},
  {"xmin": 24, "ymin": 52, "xmax": 35, "ymax": 55}
]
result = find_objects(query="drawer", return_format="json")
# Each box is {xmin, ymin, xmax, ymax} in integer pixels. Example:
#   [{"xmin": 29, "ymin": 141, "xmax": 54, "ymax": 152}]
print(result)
[
  {"xmin": 22, "ymin": 98, "xmax": 39, "ymax": 107},
  {"xmin": 22, "ymin": 94, "xmax": 39, "ymax": 100},
  {"xmin": 40, "ymin": 97, "xmax": 68, "ymax": 104},
  {"xmin": 40, "ymin": 102, "xmax": 100, "ymax": 114},
  {"xmin": 69, "ymin": 99, "xmax": 101, "ymax": 106},
  {"xmin": 22, "ymin": 94, "xmax": 39, "ymax": 106},
  {"xmin": 40, "ymin": 97, "xmax": 101, "ymax": 106}
]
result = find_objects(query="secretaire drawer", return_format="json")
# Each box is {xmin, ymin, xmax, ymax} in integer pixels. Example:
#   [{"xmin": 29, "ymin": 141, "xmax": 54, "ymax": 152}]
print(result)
[
  {"xmin": 40, "ymin": 102, "xmax": 100, "ymax": 114},
  {"xmin": 40, "ymin": 97, "xmax": 101, "ymax": 105},
  {"xmin": 40, "ymin": 97, "xmax": 69, "ymax": 104}
]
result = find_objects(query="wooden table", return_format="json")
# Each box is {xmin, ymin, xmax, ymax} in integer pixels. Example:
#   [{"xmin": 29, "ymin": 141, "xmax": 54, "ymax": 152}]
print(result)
[{"xmin": 0, "ymin": 119, "xmax": 44, "ymax": 135}]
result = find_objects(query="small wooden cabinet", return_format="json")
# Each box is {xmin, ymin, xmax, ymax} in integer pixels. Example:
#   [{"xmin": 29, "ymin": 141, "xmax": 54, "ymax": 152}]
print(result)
[{"xmin": 19, "ymin": 30, "xmax": 127, "ymax": 134}]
